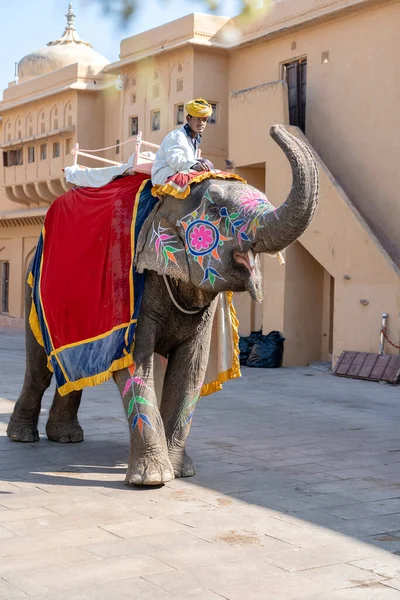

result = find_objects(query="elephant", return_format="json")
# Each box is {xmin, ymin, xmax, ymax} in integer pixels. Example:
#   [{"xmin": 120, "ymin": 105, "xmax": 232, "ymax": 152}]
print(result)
[{"xmin": 7, "ymin": 125, "xmax": 319, "ymax": 486}]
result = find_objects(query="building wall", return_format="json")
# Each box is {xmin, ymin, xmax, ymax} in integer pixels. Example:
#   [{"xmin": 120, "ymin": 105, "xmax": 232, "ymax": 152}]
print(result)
[
  {"xmin": 0, "ymin": 224, "xmax": 41, "ymax": 317},
  {"xmin": 229, "ymin": 1, "xmax": 400, "ymax": 265},
  {"xmin": 229, "ymin": 80, "xmax": 399, "ymax": 364},
  {"xmin": 113, "ymin": 48, "xmax": 195, "ymax": 165},
  {"xmin": 193, "ymin": 49, "xmax": 229, "ymax": 170},
  {"xmin": 1, "ymin": 91, "xmax": 77, "ymax": 190}
]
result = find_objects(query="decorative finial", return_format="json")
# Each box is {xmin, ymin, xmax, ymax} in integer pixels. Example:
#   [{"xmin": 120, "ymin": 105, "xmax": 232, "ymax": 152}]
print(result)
[
  {"xmin": 66, "ymin": 3, "xmax": 76, "ymax": 31},
  {"xmin": 48, "ymin": 1, "xmax": 91, "ymax": 47}
]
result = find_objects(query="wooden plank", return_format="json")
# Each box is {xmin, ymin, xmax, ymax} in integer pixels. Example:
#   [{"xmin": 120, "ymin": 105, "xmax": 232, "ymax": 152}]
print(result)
[
  {"xmin": 381, "ymin": 356, "xmax": 400, "ymax": 383},
  {"xmin": 358, "ymin": 353, "xmax": 379, "ymax": 379},
  {"xmin": 348, "ymin": 352, "xmax": 368, "ymax": 377},
  {"xmin": 334, "ymin": 351, "xmax": 357, "ymax": 376},
  {"xmin": 370, "ymin": 355, "xmax": 391, "ymax": 380},
  {"xmin": 333, "ymin": 351, "xmax": 345, "ymax": 375}
]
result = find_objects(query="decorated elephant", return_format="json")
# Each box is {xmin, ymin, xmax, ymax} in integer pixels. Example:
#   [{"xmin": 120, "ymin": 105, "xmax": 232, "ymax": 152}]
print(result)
[{"xmin": 7, "ymin": 125, "xmax": 319, "ymax": 486}]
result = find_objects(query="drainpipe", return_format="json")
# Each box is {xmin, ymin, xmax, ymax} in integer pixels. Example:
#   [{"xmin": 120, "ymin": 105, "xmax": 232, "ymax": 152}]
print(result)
[{"xmin": 379, "ymin": 313, "xmax": 388, "ymax": 355}]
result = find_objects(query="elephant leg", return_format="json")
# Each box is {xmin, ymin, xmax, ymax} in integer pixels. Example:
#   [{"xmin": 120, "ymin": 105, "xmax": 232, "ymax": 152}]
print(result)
[
  {"xmin": 7, "ymin": 311, "xmax": 52, "ymax": 443},
  {"xmin": 114, "ymin": 330, "xmax": 173, "ymax": 486},
  {"xmin": 160, "ymin": 339, "xmax": 211, "ymax": 479},
  {"xmin": 46, "ymin": 389, "xmax": 84, "ymax": 443}
]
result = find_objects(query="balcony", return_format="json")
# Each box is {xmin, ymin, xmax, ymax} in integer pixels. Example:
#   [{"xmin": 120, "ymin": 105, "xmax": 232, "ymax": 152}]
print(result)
[{"xmin": 1, "ymin": 126, "xmax": 74, "ymax": 205}]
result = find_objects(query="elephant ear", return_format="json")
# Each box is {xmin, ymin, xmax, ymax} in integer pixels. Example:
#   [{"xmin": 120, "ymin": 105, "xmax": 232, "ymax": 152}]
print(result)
[{"xmin": 135, "ymin": 201, "xmax": 190, "ymax": 282}]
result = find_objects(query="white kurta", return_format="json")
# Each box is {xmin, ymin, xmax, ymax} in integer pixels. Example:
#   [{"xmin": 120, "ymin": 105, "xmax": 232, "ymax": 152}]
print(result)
[
  {"xmin": 151, "ymin": 126, "xmax": 199, "ymax": 186},
  {"xmin": 64, "ymin": 153, "xmax": 136, "ymax": 188}
]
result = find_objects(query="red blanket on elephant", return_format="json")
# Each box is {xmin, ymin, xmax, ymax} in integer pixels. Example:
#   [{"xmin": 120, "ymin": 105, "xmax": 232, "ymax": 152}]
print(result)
[{"xmin": 28, "ymin": 174, "xmax": 157, "ymax": 395}]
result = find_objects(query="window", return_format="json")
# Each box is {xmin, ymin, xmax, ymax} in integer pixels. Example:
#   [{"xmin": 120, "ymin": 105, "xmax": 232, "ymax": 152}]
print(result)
[
  {"xmin": 66, "ymin": 103, "xmax": 73, "ymax": 127},
  {"xmin": 28, "ymin": 126, "xmax": 33, "ymax": 137},
  {"xmin": 3, "ymin": 152, "xmax": 8, "ymax": 167},
  {"xmin": 53, "ymin": 142, "xmax": 60, "ymax": 158},
  {"xmin": 131, "ymin": 77, "xmax": 136, "ymax": 87},
  {"xmin": 208, "ymin": 103, "xmax": 217, "ymax": 124},
  {"xmin": 130, "ymin": 92, "xmax": 136, "ymax": 104},
  {"xmin": 154, "ymin": 71, "xmax": 158, "ymax": 81},
  {"xmin": 129, "ymin": 116, "xmax": 138, "ymax": 136},
  {"xmin": 28, "ymin": 146, "xmax": 35, "ymax": 163},
  {"xmin": 116, "ymin": 139, "xmax": 120, "ymax": 155},
  {"xmin": 7, "ymin": 148, "xmax": 23, "ymax": 166},
  {"xmin": 178, "ymin": 63, "xmax": 183, "ymax": 73},
  {"xmin": 151, "ymin": 110, "xmax": 160, "ymax": 132},
  {"xmin": 176, "ymin": 78, "xmax": 183, "ymax": 93},
  {"xmin": 40, "ymin": 143, "xmax": 47, "ymax": 160},
  {"xmin": 176, "ymin": 104, "xmax": 184, "ymax": 125},
  {"xmin": 65, "ymin": 138, "xmax": 72, "ymax": 155},
  {"xmin": 41, "ymin": 122, "xmax": 45, "ymax": 134},
  {"xmin": 283, "ymin": 58, "xmax": 307, "ymax": 133},
  {"xmin": 54, "ymin": 119, "xmax": 59, "ymax": 130},
  {"xmin": 1, "ymin": 262, "xmax": 10, "ymax": 313}
]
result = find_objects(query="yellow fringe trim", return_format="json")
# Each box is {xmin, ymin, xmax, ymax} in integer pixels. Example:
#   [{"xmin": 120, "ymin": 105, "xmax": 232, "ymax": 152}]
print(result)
[
  {"xmin": 29, "ymin": 299, "xmax": 45, "ymax": 348},
  {"xmin": 151, "ymin": 172, "xmax": 246, "ymax": 200},
  {"xmin": 200, "ymin": 291, "xmax": 241, "ymax": 397},
  {"xmin": 57, "ymin": 353, "xmax": 134, "ymax": 396}
]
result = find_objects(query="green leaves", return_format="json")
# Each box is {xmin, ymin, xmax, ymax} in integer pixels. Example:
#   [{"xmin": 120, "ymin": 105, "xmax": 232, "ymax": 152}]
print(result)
[{"xmin": 127, "ymin": 396, "xmax": 152, "ymax": 417}]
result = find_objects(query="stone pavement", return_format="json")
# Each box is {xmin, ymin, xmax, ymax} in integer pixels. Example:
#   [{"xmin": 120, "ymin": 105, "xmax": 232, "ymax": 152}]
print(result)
[{"xmin": 1, "ymin": 329, "xmax": 400, "ymax": 599}]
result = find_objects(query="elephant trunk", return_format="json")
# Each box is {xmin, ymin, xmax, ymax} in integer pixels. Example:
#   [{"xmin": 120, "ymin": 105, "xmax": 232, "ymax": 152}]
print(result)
[{"xmin": 253, "ymin": 125, "xmax": 319, "ymax": 254}]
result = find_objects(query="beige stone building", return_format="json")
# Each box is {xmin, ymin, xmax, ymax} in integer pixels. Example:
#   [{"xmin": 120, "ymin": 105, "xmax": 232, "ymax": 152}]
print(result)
[{"xmin": 1, "ymin": 0, "xmax": 399, "ymax": 367}]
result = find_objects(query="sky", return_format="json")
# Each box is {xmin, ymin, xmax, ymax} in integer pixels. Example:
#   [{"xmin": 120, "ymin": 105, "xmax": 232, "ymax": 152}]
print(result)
[{"xmin": 0, "ymin": 0, "xmax": 242, "ymax": 96}]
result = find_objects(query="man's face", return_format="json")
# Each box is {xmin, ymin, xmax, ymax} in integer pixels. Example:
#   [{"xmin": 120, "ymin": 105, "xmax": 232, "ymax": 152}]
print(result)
[{"xmin": 187, "ymin": 115, "xmax": 208, "ymax": 135}]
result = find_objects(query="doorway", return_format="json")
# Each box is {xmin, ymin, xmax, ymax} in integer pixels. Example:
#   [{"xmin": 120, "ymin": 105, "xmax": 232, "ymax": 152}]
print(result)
[
  {"xmin": 1, "ymin": 261, "xmax": 10, "ymax": 313},
  {"xmin": 283, "ymin": 58, "xmax": 307, "ymax": 133}
]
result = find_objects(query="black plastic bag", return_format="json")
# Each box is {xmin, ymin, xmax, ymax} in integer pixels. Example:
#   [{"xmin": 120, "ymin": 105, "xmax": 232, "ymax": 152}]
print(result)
[
  {"xmin": 239, "ymin": 329, "xmax": 262, "ymax": 365},
  {"xmin": 246, "ymin": 331, "xmax": 285, "ymax": 368}
]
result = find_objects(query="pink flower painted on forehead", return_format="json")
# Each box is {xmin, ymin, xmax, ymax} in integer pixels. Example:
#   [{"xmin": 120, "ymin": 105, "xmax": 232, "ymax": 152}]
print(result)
[{"xmin": 190, "ymin": 224, "xmax": 214, "ymax": 251}]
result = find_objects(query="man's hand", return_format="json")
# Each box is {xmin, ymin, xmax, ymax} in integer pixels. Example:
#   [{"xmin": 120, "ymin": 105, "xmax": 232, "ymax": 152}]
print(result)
[{"xmin": 192, "ymin": 161, "xmax": 211, "ymax": 172}]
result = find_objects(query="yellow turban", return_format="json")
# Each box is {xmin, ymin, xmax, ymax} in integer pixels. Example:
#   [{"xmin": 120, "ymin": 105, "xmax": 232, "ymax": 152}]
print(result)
[{"xmin": 185, "ymin": 98, "xmax": 212, "ymax": 118}]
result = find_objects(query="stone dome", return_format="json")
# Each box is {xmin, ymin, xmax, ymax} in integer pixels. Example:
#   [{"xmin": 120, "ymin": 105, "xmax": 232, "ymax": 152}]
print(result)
[{"xmin": 18, "ymin": 3, "xmax": 109, "ymax": 82}]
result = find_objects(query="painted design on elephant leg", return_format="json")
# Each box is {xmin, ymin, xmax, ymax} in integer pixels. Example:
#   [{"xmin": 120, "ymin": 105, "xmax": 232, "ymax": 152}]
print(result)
[
  {"xmin": 180, "ymin": 387, "xmax": 202, "ymax": 427},
  {"xmin": 123, "ymin": 362, "xmax": 155, "ymax": 436},
  {"xmin": 150, "ymin": 223, "xmax": 182, "ymax": 268}
]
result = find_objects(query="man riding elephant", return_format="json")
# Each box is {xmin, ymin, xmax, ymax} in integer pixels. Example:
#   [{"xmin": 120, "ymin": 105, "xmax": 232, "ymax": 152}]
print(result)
[{"xmin": 151, "ymin": 98, "xmax": 215, "ymax": 186}]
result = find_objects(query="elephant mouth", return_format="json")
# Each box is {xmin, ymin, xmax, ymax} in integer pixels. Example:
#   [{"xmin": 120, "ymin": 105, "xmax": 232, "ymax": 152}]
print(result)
[{"xmin": 233, "ymin": 249, "xmax": 256, "ymax": 274}]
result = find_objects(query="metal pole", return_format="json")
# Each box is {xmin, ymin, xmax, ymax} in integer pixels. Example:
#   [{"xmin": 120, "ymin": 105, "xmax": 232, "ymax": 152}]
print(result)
[{"xmin": 379, "ymin": 313, "xmax": 388, "ymax": 355}]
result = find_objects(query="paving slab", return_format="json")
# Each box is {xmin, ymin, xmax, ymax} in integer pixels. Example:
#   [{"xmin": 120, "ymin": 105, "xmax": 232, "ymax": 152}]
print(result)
[{"xmin": 1, "ymin": 328, "xmax": 400, "ymax": 598}]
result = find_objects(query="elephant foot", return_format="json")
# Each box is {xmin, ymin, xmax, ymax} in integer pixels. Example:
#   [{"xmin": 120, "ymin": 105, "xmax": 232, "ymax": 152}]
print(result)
[
  {"xmin": 7, "ymin": 417, "xmax": 39, "ymax": 443},
  {"xmin": 125, "ymin": 453, "xmax": 174, "ymax": 487},
  {"xmin": 169, "ymin": 448, "xmax": 196, "ymax": 478},
  {"xmin": 46, "ymin": 419, "xmax": 84, "ymax": 443}
]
